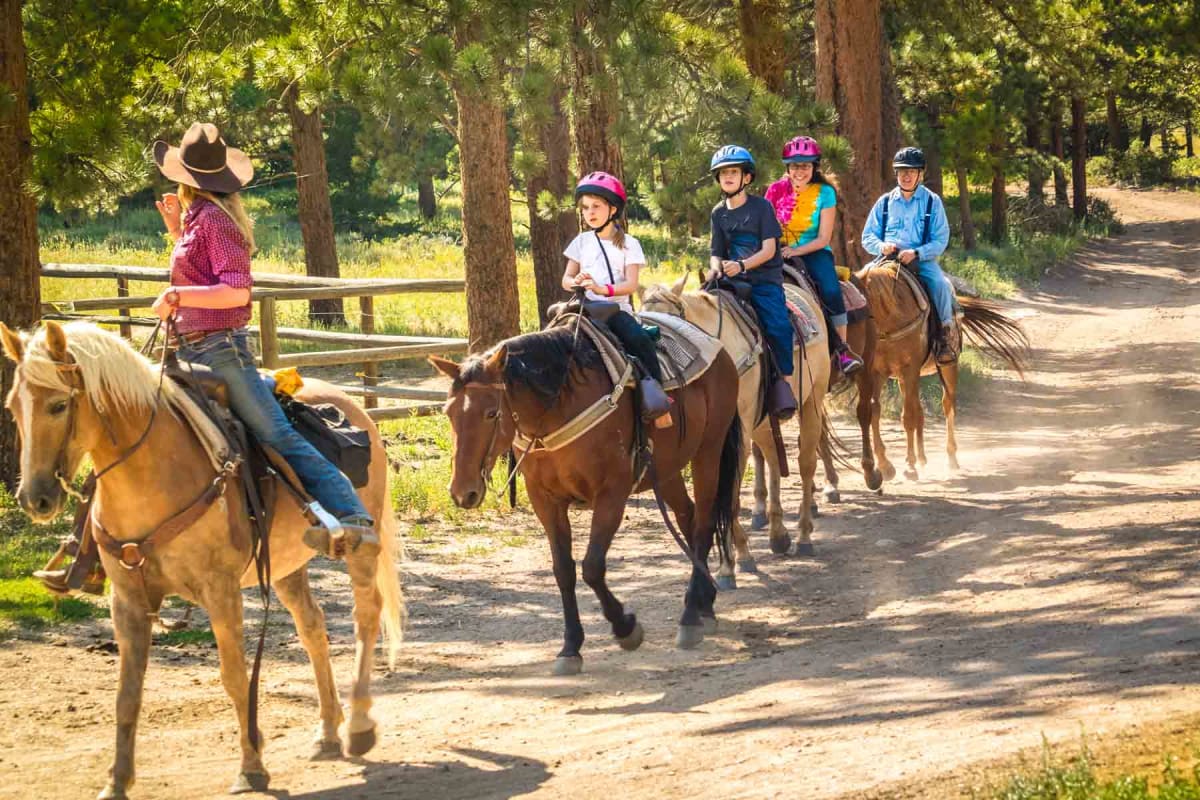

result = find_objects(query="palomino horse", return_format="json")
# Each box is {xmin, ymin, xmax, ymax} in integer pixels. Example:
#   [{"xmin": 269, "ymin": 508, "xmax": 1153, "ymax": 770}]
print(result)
[
  {"xmin": 1, "ymin": 321, "xmax": 404, "ymax": 799},
  {"xmin": 641, "ymin": 273, "xmax": 830, "ymax": 569},
  {"xmin": 854, "ymin": 261, "xmax": 1029, "ymax": 481},
  {"xmin": 431, "ymin": 321, "xmax": 741, "ymax": 674}
]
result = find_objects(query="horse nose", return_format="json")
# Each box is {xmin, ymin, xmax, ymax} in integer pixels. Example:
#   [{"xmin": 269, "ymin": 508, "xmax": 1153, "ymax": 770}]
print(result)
[
  {"xmin": 459, "ymin": 489, "xmax": 482, "ymax": 509},
  {"xmin": 34, "ymin": 495, "xmax": 53, "ymax": 515}
]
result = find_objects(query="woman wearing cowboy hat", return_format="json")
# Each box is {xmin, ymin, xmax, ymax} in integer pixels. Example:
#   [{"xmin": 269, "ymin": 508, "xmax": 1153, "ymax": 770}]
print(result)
[{"xmin": 151, "ymin": 122, "xmax": 375, "ymax": 558}]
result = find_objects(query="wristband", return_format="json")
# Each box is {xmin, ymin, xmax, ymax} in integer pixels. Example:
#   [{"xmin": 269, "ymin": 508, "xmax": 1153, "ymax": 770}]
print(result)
[
  {"xmin": 606, "ymin": 284, "xmax": 615, "ymax": 297},
  {"xmin": 737, "ymin": 260, "xmax": 747, "ymax": 274},
  {"xmin": 165, "ymin": 287, "xmax": 181, "ymax": 308}
]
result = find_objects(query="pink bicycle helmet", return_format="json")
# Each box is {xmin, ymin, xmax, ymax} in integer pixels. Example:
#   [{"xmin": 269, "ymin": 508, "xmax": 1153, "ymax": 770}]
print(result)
[
  {"xmin": 574, "ymin": 171, "xmax": 627, "ymax": 211},
  {"xmin": 782, "ymin": 136, "xmax": 821, "ymax": 164}
]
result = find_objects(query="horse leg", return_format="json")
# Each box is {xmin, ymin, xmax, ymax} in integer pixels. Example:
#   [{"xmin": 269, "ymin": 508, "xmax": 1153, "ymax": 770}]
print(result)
[
  {"xmin": 871, "ymin": 377, "xmax": 896, "ymax": 482},
  {"xmin": 752, "ymin": 424, "xmax": 790, "ymax": 555},
  {"xmin": 341, "ymin": 541, "xmax": 385, "ymax": 756},
  {"xmin": 717, "ymin": 435, "xmax": 753, "ymax": 590},
  {"xmin": 97, "ymin": 591, "xmax": 152, "ymax": 800},
  {"xmin": 857, "ymin": 370, "xmax": 883, "ymax": 490},
  {"xmin": 940, "ymin": 363, "xmax": 960, "ymax": 471},
  {"xmin": 900, "ymin": 365, "xmax": 922, "ymax": 481},
  {"xmin": 274, "ymin": 567, "xmax": 344, "ymax": 760},
  {"xmin": 794, "ymin": 400, "xmax": 822, "ymax": 557},
  {"xmin": 750, "ymin": 442, "xmax": 769, "ymax": 531},
  {"xmin": 652, "ymin": 471, "xmax": 710, "ymax": 649},
  {"xmin": 581, "ymin": 490, "xmax": 644, "ymax": 651},
  {"xmin": 817, "ymin": 424, "xmax": 839, "ymax": 508},
  {"xmin": 529, "ymin": 488, "xmax": 583, "ymax": 675},
  {"xmin": 204, "ymin": 582, "xmax": 270, "ymax": 793}
]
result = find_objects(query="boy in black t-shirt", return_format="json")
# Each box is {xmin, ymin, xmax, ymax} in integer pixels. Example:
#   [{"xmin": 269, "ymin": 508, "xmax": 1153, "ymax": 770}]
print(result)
[{"xmin": 707, "ymin": 145, "xmax": 796, "ymax": 414}]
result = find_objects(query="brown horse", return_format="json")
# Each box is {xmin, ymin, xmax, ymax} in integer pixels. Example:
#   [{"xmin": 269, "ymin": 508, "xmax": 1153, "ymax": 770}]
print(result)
[
  {"xmin": 431, "ymin": 322, "xmax": 741, "ymax": 674},
  {"xmin": 2, "ymin": 321, "xmax": 404, "ymax": 799},
  {"xmin": 853, "ymin": 261, "xmax": 1029, "ymax": 481}
]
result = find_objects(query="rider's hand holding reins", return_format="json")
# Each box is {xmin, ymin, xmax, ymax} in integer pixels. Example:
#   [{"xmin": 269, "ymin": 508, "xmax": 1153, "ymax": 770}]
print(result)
[
  {"xmin": 151, "ymin": 287, "xmax": 180, "ymax": 321},
  {"xmin": 898, "ymin": 249, "xmax": 918, "ymax": 266}
]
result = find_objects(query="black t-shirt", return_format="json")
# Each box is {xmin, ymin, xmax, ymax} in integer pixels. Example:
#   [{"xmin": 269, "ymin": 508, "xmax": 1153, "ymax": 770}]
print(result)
[{"xmin": 710, "ymin": 195, "xmax": 784, "ymax": 285}]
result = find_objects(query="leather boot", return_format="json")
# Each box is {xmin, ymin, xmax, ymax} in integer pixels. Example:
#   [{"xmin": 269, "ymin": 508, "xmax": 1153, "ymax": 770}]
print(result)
[{"xmin": 936, "ymin": 322, "xmax": 961, "ymax": 365}]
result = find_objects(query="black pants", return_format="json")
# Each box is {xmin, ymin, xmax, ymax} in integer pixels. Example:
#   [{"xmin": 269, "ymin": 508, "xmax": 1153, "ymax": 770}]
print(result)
[{"xmin": 606, "ymin": 310, "xmax": 663, "ymax": 383}]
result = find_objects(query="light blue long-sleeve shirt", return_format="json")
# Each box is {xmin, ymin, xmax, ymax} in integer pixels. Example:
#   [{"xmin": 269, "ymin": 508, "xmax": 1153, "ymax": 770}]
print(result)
[{"xmin": 861, "ymin": 185, "xmax": 950, "ymax": 263}]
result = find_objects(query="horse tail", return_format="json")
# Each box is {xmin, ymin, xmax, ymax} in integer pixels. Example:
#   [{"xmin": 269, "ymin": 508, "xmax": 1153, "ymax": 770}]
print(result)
[
  {"xmin": 820, "ymin": 412, "xmax": 856, "ymax": 471},
  {"xmin": 374, "ymin": 480, "xmax": 407, "ymax": 670},
  {"xmin": 712, "ymin": 415, "xmax": 742, "ymax": 569},
  {"xmin": 958, "ymin": 296, "xmax": 1030, "ymax": 379}
]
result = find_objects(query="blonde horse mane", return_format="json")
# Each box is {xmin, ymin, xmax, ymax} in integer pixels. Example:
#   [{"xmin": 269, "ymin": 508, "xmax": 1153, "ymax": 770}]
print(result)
[{"xmin": 19, "ymin": 321, "xmax": 174, "ymax": 414}]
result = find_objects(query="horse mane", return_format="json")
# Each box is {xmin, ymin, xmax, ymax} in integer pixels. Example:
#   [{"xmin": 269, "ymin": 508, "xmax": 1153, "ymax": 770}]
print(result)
[
  {"xmin": 19, "ymin": 322, "xmax": 171, "ymax": 414},
  {"xmin": 458, "ymin": 326, "xmax": 604, "ymax": 405}
]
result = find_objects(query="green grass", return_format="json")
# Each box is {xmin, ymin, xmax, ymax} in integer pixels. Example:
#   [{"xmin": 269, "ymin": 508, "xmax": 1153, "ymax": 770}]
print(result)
[
  {"xmin": 155, "ymin": 628, "xmax": 215, "ymax": 647},
  {"xmin": 983, "ymin": 744, "xmax": 1200, "ymax": 800}
]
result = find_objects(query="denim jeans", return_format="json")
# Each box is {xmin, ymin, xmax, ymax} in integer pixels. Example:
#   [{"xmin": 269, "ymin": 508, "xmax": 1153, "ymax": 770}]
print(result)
[
  {"xmin": 746, "ymin": 281, "xmax": 794, "ymax": 376},
  {"xmin": 177, "ymin": 329, "xmax": 370, "ymax": 521},
  {"xmin": 916, "ymin": 259, "xmax": 956, "ymax": 325},
  {"xmin": 798, "ymin": 249, "xmax": 848, "ymax": 328},
  {"xmin": 606, "ymin": 311, "xmax": 663, "ymax": 383}
]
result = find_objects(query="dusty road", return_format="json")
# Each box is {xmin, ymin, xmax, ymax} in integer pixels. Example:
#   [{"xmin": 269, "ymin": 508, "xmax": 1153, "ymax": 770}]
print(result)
[{"xmin": 3, "ymin": 188, "xmax": 1199, "ymax": 799}]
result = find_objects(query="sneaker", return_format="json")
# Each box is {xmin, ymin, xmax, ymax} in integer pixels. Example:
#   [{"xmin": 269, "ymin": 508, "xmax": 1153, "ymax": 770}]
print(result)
[{"xmin": 836, "ymin": 345, "xmax": 863, "ymax": 376}]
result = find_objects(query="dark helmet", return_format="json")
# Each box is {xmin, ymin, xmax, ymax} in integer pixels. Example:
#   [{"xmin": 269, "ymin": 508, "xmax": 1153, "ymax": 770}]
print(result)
[
  {"xmin": 710, "ymin": 145, "xmax": 756, "ymax": 181},
  {"xmin": 892, "ymin": 147, "xmax": 926, "ymax": 170}
]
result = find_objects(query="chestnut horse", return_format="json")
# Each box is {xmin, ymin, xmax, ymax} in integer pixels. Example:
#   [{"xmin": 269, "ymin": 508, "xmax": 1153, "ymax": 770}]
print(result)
[
  {"xmin": 431, "ymin": 322, "xmax": 741, "ymax": 675},
  {"xmin": 1, "ymin": 321, "xmax": 404, "ymax": 799}
]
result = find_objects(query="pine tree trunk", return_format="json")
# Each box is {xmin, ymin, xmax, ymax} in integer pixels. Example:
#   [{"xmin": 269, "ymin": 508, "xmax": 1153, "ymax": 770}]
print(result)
[
  {"xmin": 286, "ymin": 87, "xmax": 345, "ymax": 327},
  {"xmin": 1160, "ymin": 125, "xmax": 1172, "ymax": 154},
  {"xmin": 571, "ymin": 0, "xmax": 622, "ymax": 178},
  {"xmin": 737, "ymin": 0, "xmax": 787, "ymax": 93},
  {"xmin": 956, "ymin": 166, "xmax": 976, "ymax": 251},
  {"xmin": 454, "ymin": 16, "xmax": 521, "ymax": 352},
  {"xmin": 922, "ymin": 105, "xmax": 944, "ymax": 196},
  {"xmin": 1105, "ymin": 90, "xmax": 1127, "ymax": 152},
  {"xmin": 879, "ymin": 23, "xmax": 903, "ymax": 186},
  {"xmin": 1187, "ymin": 117, "xmax": 1195, "ymax": 158},
  {"xmin": 1052, "ymin": 104, "xmax": 1069, "ymax": 205},
  {"xmin": 0, "ymin": 0, "xmax": 39, "ymax": 490},
  {"xmin": 1026, "ymin": 117, "xmax": 1045, "ymax": 206},
  {"xmin": 527, "ymin": 85, "xmax": 576, "ymax": 327},
  {"xmin": 815, "ymin": 0, "xmax": 887, "ymax": 268},
  {"xmin": 417, "ymin": 175, "xmax": 437, "ymax": 220},
  {"xmin": 1071, "ymin": 95, "xmax": 1088, "ymax": 221},
  {"xmin": 1139, "ymin": 116, "xmax": 1153, "ymax": 148}
]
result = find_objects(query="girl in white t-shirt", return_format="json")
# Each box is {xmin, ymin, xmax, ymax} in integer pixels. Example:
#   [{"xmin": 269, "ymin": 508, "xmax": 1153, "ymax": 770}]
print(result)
[{"xmin": 561, "ymin": 171, "xmax": 666, "ymax": 392}]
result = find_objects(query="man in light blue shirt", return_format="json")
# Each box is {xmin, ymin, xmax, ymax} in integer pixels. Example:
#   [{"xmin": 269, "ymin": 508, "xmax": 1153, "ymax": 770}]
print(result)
[{"xmin": 861, "ymin": 147, "xmax": 960, "ymax": 364}]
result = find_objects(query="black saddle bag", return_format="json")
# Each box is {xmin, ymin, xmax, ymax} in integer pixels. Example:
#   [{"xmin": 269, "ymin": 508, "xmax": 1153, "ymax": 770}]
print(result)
[{"xmin": 280, "ymin": 397, "xmax": 373, "ymax": 488}]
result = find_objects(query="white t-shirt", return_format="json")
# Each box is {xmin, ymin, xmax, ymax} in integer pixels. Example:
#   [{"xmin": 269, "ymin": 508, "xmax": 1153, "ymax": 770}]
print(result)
[{"xmin": 563, "ymin": 231, "xmax": 646, "ymax": 311}]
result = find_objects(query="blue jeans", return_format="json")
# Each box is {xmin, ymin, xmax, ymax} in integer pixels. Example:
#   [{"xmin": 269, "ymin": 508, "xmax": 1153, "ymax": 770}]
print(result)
[
  {"xmin": 917, "ymin": 259, "xmax": 956, "ymax": 325},
  {"xmin": 799, "ymin": 249, "xmax": 848, "ymax": 328},
  {"xmin": 177, "ymin": 330, "xmax": 370, "ymax": 521},
  {"xmin": 746, "ymin": 281, "xmax": 794, "ymax": 376}
]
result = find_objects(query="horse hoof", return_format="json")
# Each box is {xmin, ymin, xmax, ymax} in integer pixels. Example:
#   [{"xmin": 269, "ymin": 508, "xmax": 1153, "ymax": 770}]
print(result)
[
  {"xmin": 866, "ymin": 469, "xmax": 884, "ymax": 491},
  {"xmin": 617, "ymin": 621, "xmax": 645, "ymax": 652},
  {"xmin": 948, "ymin": 458, "xmax": 960, "ymax": 472},
  {"xmin": 346, "ymin": 726, "xmax": 378, "ymax": 757},
  {"xmin": 904, "ymin": 468, "xmax": 919, "ymax": 481},
  {"xmin": 676, "ymin": 624, "xmax": 705, "ymax": 650},
  {"xmin": 97, "ymin": 783, "xmax": 129, "ymax": 800},
  {"xmin": 823, "ymin": 487, "xmax": 841, "ymax": 504},
  {"xmin": 310, "ymin": 738, "xmax": 343, "ymax": 761},
  {"xmin": 737, "ymin": 556, "xmax": 759, "ymax": 575},
  {"xmin": 770, "ymin": 534, "xmax": 792, "ymax": 555},
  {"xmin": 230, "ymin": 771, "xmax": 270, "ymax": 794},
  {"xmin": 750, "ymin": 512, "xmax": 768, "ymax": 531},
  {"xmin": 795, "ymin": 541, "xmax": 816, "ymax": 558},
  {"xmin": 881, "ymin": 463, "xmax": 897, "ymax": 481},
  {"xmin": 715, "ymin": 574, "xmax": 737, "ymax": 591},
  {"xmin": 701, "ymin": 614, "xmax": 718, "ymax": 635},
  {"xmin": 553, "ymin": 655, "xmax": 583, "ymax": 676}
]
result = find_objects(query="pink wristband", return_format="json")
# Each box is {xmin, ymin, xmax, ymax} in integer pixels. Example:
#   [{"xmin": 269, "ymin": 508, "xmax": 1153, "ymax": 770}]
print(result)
[{"xmin": 606, "ymin": 284, "xmax": 615, "ymax": 298}]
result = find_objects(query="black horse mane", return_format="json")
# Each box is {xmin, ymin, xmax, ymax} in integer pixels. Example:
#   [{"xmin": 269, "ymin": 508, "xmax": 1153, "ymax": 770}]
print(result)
[{"xmin": 457, "ymin": 325, "xmax": 605, "ymax": 405}]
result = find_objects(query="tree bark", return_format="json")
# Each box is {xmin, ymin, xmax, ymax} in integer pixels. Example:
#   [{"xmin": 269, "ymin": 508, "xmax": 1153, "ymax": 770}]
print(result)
[
  {"xmin": 956, "ymin": 166, "xmax": 976, "ymax": 251},
  {"xmin": 417, "ymin": 175, "xmax": 437, "ymax": 220},
  {"xmin": 1051, "ymin": 104, "xmax": 1069, "ymax": 205},
  {"xmin": 1139, "ymin": 115, "xmax": 1153, "ymax": 148},
  {"xmin": 526, "ymin": 85, "xmax": 576, "ymax": 327},
  {"xmin": 454, "ymin": 15, "xmax": 521, "ymax": 352},
  {"xmin": 0, "ymin": 0, "xmax": 39, "ymax": 490},
  {"xmin": 286, "ymin": 87, "xmax": 345, "ymax": 327},
  {"xmin": 879, "ymin": 22, "xmax": 903, "ymax": 187},
  {"xmin": 571, "ymin": 0, "xmax": 623, "ymax": 179},
  {"xmin": 1026, "ymin": 116, "xmax": 1045, "ymax": 205},
  {"xmin": 737, "ymin": 0, "xmax": 788, "ymax": 93},
  {"xmin": 1187, "ymin": 117, "xmax": 1195, "ymax": 158},
  {"xmin": 1160, "ymin": 125, "xmax": 1172, "ymax": 154},
  {"xmin": 815, "ymin": 0, "xmax": 887, "ymax": 267},
  {"xmin": 1105, "ymin": 90, "xmax": 1127, "ymax": 152},
  {"xmin": 1071, "ymin": 95, "xmax": 1088, "ymax": 221}
]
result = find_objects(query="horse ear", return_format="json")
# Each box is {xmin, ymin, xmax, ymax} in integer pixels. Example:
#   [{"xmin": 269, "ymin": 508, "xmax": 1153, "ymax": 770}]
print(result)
[
  {"xmin": 428, "ymin": 355, "xmax": 461, "ymax": 381},
  {"xmin": 635, "ymin": 284, "xmax": 645, "ymax": 302},
  {"xmin": 484, "ymin": 345, "xmax": 507, "ymax": 375},
  {"xmin": 0, "ymin": 323, "xmax": 23, "ymax": 363},
  {"xmin": 44, "ymin": 321, "xmax": 69, "ymax": 363},
  {"xmin": 671, "ymin": 272, "xmax": 689, "ymax": 296}
]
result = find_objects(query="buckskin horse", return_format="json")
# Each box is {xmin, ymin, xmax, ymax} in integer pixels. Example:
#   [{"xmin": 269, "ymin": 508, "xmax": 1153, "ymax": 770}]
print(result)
[
  {"xmin": 852, "ymin": 259, "xmax": 1029, "ymax": 482},
  {"xmin": 431, "ymin": 319, "xmax": 741, "ymax": 675},
  {"xmin": 641, "ymin": 272, "xmax": 831, "ymax": 576},
  {"xmin": 1, "ymin": 321, "xmax": 404, "ymax": 799}
]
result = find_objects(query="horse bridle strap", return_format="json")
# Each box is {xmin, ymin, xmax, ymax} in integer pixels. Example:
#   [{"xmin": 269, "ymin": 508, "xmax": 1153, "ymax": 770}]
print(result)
[{"xmin": 510, "ymin": 362, "xmax": 634, "ymax": 453}]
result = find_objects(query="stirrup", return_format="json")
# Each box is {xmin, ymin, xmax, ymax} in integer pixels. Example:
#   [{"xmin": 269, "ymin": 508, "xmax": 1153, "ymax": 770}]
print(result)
[{"xmin": 304, "ymin": 513, "xmax": 380, "ymax": 560}]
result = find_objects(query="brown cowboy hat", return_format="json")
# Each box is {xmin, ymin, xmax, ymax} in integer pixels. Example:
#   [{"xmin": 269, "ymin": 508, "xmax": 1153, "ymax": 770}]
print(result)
[{"xmin": 153, "ymin": 122, "xmax": 253, "ymax": 194}]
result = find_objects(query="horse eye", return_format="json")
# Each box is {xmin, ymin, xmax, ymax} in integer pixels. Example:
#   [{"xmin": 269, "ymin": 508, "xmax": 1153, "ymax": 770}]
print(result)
[
  {"xmin": 485, "ymin": 408, "xmax": 500, "ymax": 420},
  {"xmin": 48, "ymin": 400, "xmax": 69, "ymax": 416}
]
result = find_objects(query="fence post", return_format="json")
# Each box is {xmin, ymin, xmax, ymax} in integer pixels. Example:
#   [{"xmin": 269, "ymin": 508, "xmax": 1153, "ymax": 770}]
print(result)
[
  {"xmin": 360, "ymin": 295, "xmax": 378, "ymax": 409},
  {"xmin": 259, "ymin": 296, "xmax": 280, "ymax": 369},
  {"xmin": 116, "ymin": 277, "xmax": 132, "ymax": 340}
]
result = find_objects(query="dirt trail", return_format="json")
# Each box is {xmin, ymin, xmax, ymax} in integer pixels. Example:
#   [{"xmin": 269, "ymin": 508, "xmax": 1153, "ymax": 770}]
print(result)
[{"xmin": 4, "ymin": 188, "xmax": 1200, "ymax": 800}]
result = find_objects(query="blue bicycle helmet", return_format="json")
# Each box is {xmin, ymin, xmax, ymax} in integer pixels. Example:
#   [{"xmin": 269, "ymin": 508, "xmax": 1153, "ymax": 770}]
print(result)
[{"xmin": 710, "ymin": 145, "xmax": 756, "ymax": 180}]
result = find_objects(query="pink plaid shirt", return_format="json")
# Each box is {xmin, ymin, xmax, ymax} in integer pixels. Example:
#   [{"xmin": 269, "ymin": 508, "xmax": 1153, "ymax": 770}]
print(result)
[{"xmin": 169, "ymin": 199, "xmax": 253, "ymax": 334}]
